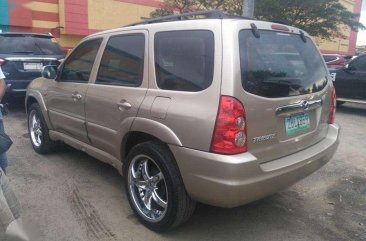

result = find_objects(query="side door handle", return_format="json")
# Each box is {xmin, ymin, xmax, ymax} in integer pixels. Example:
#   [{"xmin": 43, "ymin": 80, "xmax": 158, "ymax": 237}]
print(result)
[
  {"xmin": 72, "ymin": 92, "xmax": 83, "ymax": 101},
  {"xmin": 117, "ymin": 100, "xmax": 132, "ymax": 110}
]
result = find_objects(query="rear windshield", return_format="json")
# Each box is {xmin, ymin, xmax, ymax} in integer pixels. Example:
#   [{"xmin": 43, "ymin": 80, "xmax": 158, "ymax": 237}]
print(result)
[
  {"xmin": 239, "ymin": 30, "xmax": 328, "ymax": 98},
  {"xmin": 0, "ymin": 35, "xmax": 64, "ymax": 55}
]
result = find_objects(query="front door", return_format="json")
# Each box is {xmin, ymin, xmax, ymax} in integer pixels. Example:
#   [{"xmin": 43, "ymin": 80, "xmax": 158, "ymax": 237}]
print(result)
[
  {"xmin": 46, "ymin": 38, "xmax": 103, "ymax": 143},
  {"xmin": 85, "ymin": 32, "xmax": 148, "ymax": 158}
]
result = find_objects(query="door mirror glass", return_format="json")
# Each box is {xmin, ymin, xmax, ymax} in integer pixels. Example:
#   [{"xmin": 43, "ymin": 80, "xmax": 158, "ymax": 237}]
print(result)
[{"xmin": 42, "ymin": 65, "xmax": 58, "ymax": 79}]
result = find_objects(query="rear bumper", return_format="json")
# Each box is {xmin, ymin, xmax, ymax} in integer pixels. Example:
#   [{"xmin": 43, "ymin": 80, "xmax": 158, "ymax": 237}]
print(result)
[
  {"xmin": 170, "ymin": 124, "xmax": 340, "ymax": 208},
  {"xmin": 337, "ymin": 97, "xmax": 366, "ymax": 105},
  {"xmin": 5, "ymin": 79, "xmax": 32, "ymax": 95}
]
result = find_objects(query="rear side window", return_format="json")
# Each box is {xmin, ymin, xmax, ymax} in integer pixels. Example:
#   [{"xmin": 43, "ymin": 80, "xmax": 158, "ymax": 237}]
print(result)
[
  {"xmin": 155, "ymin": 30, "xmax": 214, "ymax": 92},
  {"xmin": 323, "ymin": 55, "xmax": 338, "ymax": 63},
  {"xmin": 60, "ymin": 38, "xmax": 102, "ymax": 83},
  {"xmin": 97, "ymin": 34, "xmax": 145, "ymax": 86},
  {"xmin": 0, "ymin": 35, "xmax": 64, "ymax": 55},
  {"xmin": 239, "ymin": 30, "xmax": 328, "ymax": 98}
]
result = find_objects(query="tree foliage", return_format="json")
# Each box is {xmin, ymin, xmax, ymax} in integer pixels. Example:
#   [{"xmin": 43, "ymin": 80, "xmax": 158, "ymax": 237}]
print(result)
[
  {"xmin": 150, "ymin": 0, "xmax": 242, "ymax": 16},
  {"xmin": 255, "ymin": 0, "xmax": 364, "ymax": 40},
  {"xmin": 149, "ymin": 0, "xmax": 364, "ymax": 40}
]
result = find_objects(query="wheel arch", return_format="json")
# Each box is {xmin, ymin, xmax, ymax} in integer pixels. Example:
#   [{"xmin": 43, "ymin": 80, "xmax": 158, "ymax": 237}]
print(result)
[
  {"xmin": 26, "ymin": 91, "xmax": 53, "ymax": 129},
  {"xmin": 121, "ymin": 117, "xmax": 182, "ymax": 159},
  {"xmin": 121, "ymin": 118, "xmax": 183, "ymax": 163}
]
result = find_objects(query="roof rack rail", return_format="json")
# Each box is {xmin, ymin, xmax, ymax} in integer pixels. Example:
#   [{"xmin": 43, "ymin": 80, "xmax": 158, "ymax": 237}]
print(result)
[{"xmin": 125, "ymin": 10, "xmax": 229, "ymax": 27}]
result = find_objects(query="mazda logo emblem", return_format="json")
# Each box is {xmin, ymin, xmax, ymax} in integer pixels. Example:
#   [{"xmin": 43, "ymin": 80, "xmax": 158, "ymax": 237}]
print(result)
[{"xmin": 302, "ymin": 100, "xmax": 309, "ymax": 110}]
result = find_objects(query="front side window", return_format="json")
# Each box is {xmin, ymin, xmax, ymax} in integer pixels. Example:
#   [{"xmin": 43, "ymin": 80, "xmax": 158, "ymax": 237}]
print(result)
[
  {"xmin": 96, "ymin": 34, "xmax": 145, "ymax": 86},
  {"xmin": 239, "ymin": 30, "xmax": 328, "ymax": 98},
  {"xmin": 60, "ymin": 38, "xmax": 102, "ymax": 83},
  {"xmin": 154, "ymin": 30, "xmax": 214, "ymax": 92}
]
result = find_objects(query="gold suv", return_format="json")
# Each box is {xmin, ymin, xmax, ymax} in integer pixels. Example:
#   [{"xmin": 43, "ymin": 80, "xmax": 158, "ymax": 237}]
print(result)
[{"xmin": 25, "ymin": 11, "xmax": 340, "ymax": 232}]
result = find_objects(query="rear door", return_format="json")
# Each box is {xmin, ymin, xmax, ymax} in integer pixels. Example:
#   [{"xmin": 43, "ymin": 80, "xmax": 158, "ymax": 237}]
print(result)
[
  {"xmin": 228, "ymin": 26, "xmax": 331, "ymax": 163},
  {"xmin": 46, "ymin": 38, "xmax": 103, "ymax": 143},
  {"xmin": 85, "ymin": 31, "xmax": 148, "ymax": 158}
]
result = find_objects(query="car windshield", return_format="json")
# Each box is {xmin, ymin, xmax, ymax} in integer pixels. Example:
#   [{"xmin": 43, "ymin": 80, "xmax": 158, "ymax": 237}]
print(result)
[
  {"xmin": 0, "ymin": 35, "xmax": 64, "ymax": 55},
  {"xmin": 239, "ymin": 30, "xmax": 328, "ymax": 98}
]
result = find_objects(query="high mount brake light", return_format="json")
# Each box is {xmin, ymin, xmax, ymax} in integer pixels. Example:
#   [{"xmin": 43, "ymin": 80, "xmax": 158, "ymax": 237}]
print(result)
[
  {"xmin": 211, "ymin": 96, "xmax": 248, "ymax": 155},
  {"xmin": 271, "ymin": 24, "xmax": 290, "ymax": 32}
]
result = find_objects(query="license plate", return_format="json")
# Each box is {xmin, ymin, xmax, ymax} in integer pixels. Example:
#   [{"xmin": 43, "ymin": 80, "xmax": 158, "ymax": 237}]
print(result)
[
  {"xmin": 285, "ymin": 113, "xmax": 310, "ymax": 135},
  {"xmin": 24, "ymin": 63, "xmax": 43, "ymax": 71}
]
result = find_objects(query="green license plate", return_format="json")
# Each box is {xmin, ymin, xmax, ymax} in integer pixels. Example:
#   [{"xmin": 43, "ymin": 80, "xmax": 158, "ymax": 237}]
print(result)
[{"xmin": 285, "ymin": 113, "xmax": 310, "ymax": 136}]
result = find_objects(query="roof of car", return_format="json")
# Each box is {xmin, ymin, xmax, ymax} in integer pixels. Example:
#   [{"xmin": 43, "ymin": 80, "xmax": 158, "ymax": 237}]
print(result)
[{"xmin": 0, "ymin": 32, "xmax": 54, "ymax": 38}]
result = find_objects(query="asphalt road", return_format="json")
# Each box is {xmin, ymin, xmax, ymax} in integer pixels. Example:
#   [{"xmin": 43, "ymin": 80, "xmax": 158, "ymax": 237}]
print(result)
[{"xmin": 3, "ymin": 98, "xmax": 366, "ymax": 241}]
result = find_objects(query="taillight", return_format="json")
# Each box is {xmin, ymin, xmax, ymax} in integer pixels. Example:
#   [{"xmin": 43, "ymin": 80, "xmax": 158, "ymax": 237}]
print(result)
[
  {"xmin": 328, "ymin": 87, "xmax": 336, "ymax": 124},
  {"xmin": 211, "ymin": 96, "xmax": 247, "ymax": 155},
  {"xmin": 0, "ymin": 59, "xmax": 5, "ymax": 66}
]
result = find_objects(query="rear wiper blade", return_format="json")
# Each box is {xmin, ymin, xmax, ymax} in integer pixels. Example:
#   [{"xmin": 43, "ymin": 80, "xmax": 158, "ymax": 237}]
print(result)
[{"xmin": 34, "ymin": 42, "xmax": 45, "ymax": 54}]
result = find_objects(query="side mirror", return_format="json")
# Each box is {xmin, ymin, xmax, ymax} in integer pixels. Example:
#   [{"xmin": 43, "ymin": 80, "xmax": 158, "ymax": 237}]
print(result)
[
  {"xmin": 42, "ymin": 65, "xmax": 58, "ymax": 79},
  {"xmin": 344, "ymin": 64, "xmax": 356, "ymax": 72}
]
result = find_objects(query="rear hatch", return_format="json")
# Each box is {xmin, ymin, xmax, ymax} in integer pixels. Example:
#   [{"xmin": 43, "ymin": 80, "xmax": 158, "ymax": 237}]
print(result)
[
  {"xmin": 236, "ymin": 26, "xmax": 332, "ymax": 163},
  {"xmin": 0, "ymin": 33, "xmax": 64, "ymax": 81}
]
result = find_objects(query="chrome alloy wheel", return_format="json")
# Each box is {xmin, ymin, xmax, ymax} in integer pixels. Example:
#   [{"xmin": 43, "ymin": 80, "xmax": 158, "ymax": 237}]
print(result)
[
  {"xmin": 29, "ymin": 110, "xmax": 43, "ymax": 147},
  {"xmin": 128, "ymin": 155, "xmax": 168, "ymax": 222}
]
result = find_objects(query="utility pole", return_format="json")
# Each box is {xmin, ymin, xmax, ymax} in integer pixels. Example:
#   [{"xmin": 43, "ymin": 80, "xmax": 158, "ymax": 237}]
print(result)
[{"xmin": 242, "ymin": 0, "xmax": 255, "ymax": 18}]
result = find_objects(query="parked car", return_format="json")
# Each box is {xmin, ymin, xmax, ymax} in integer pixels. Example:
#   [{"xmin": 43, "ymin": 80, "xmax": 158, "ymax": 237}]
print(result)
[
  {"xmin": 330, "ymin": 54, "xmax": 366, "ymax": 105},
  {"xmin": 25, "ymin": 11, "xmax": 340, "ymax": 232},
  {"xmin": 322, "ymin": 54, "xmax": 347, "ymax": 69},
  {"xmin": 0, "ymin": 32, "xmax": 65, "ymax": 96}
]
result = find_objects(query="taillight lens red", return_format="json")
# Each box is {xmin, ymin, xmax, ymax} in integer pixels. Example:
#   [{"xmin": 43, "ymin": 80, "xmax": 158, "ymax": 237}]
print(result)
[
  {"xmin": 328, "ymin": 87, "xmax": 336, "ymax": 124},
  {"xmin": 211, "ymin": 96, "xmax": 247, "ymax": 155},
  {"xmin": 0, "ymin": 59, "xmax": 5, "ymax": 66}
]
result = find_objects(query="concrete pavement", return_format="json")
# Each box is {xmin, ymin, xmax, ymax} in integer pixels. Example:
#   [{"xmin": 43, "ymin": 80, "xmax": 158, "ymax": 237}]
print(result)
[{"xmin": 4, "ymin": 99, "xmax": 366, "ymax": 241}]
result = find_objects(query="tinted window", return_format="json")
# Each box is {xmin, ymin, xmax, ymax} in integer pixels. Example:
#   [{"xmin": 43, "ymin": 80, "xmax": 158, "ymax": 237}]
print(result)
[
  {"xmin": 239, "ymin": 30, "xmax": 328, "ymax": 98},
  {"xmin": 96, "ymin": 34, "xmax": 145, "ymax": 86},
  {"xmin": 0, "ymin": 35, "xmax": 64, "ymax": 55},
  {"xmin": 155, "ymin": 30, "xmax": 214, "ymax": 92},
  {"xmin": 350, "ymin": 56, "xmax": 366, "ymax": 70},
  {"xmin": 60, "ymin": 39, "xmax": 102, "ymax": 83},
  {"xmin": 323, "ymin": 55, "xmax": 338, "ymax": 63}
]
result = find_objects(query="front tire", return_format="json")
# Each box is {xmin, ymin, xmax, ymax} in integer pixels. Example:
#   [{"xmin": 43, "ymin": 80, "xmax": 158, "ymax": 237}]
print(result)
[
  {"xmin": 28, "ymin": 103, "xmax": 57, "ymax": 154},
  {"xmin": 124, "ymin": 141, "xmax": 196, "ymax": 232}
]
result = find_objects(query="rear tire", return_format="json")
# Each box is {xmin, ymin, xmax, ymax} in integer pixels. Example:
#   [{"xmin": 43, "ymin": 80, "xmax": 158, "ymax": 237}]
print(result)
[
  {"xmin": 28, "ymin": 103, "xmax": 57, "ymax": 154},
  {"xmin": 124, "ymin": 141, "xmax": 196, "ymax": 232}
]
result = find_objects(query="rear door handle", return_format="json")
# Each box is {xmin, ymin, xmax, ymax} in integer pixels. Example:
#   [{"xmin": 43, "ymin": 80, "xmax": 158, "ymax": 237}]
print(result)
[
  {"xmin": 72, "ymin": 93, "xmax": 83, "ymax": 101},
  {"xmin": 117, "ymin": 100, "xmax": 132, "ymax": 110}
]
